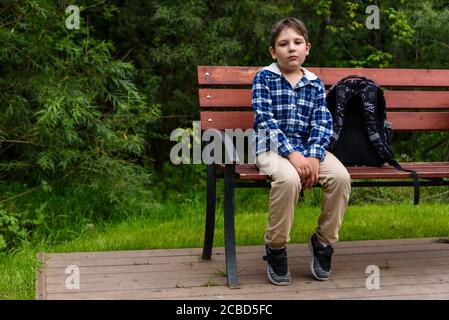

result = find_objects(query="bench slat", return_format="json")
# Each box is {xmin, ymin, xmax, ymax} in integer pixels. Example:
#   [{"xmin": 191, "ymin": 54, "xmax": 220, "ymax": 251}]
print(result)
[
  {"xmin": 229, "ymin": 162, "xmax": 449, "ymax": 169},
  {"xmin": 389, "ymin": 112, "xmax": 449, "ymax": 130},
  {"xmin": 199, "ymin": 89, "xmax": 449, "ymax": 109},
  {"xmin": 201, "ymin": 111, "xmax": 449, "ymax": 131},
  {"xmin": 218, "ymin": 163, "xmax": 449, "ymax": 180},
  {"xmin": 198, "ymin": 66, "xmax": 449, "ymax": 87}
]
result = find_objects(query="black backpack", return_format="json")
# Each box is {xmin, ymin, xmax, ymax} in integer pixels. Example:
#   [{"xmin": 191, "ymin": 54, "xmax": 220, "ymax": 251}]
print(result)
[
  {"xmin": 326, "ymin": 75, "xmax": 392, "ymax": 166},
  {"xmin": 326, "ymin": 75, "xmax": 420, "ymax": 202}
]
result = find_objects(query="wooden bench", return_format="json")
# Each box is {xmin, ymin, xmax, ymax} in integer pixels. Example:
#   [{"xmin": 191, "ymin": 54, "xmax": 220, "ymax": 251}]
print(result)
[{"xmin": 197, "ymin": 66, "xmax": 449, "ymax": 288}]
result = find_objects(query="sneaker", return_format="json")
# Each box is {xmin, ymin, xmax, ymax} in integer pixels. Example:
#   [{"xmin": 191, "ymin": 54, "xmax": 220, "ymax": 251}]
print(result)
[
  {"xmin": 262, "ymin": 245, "xmax": 291, "ymax": 286},
  {"xmin": 308, "ymin": 234, "xmax": 334, "ymax": 281}
]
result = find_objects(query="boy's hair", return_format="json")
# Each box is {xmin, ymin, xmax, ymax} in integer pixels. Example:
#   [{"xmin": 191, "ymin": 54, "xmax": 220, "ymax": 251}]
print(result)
[{"xmin": 269, "ymin": 17, "xmax": 309, "ymax": 48}]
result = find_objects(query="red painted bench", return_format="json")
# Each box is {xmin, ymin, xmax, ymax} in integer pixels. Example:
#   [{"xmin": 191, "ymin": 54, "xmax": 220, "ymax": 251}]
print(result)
[{"xmin": 197, "ymin": 66, "xmax": 449, "ymax": 288}]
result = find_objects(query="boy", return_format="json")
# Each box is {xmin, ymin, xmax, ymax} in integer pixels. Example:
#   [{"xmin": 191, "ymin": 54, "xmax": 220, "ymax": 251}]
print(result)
[{"xmin": 252, "ymin": 17, "xmax": 351, "ymax": 286}]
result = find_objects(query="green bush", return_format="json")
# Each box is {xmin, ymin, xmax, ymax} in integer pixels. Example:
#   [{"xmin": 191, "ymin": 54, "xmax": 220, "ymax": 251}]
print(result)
[
  {"xmin": 0, "ymin": 204, "xmax": 39, "ymax": 253},
  {"xmin": 0, "ymin": 1, "xmax": 160, "ymax": 251}
]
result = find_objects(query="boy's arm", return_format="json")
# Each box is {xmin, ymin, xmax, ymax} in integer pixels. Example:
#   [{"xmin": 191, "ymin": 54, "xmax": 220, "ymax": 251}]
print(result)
[
  {"xmin": 252, "ymin": 72, "xmax": 295, "ymax": 157},
  {"xmin": 304, "ymin": 79, "xmax": 333, "ymax": 161}
]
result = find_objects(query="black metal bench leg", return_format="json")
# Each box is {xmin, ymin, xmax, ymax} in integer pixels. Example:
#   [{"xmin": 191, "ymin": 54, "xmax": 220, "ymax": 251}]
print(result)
[
  {"xmin": 224, "ymin": 164, "xmax": 239, "ymax": 288},
  {"xmin": 202, "ymin": 164, "xmax": 216, "ymax": 260}
]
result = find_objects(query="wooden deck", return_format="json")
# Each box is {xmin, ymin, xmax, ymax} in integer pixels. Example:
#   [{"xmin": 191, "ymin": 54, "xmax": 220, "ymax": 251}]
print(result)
[{"xmin": 36, "ymin": 237, "xmax": 449, "ymax": 300}]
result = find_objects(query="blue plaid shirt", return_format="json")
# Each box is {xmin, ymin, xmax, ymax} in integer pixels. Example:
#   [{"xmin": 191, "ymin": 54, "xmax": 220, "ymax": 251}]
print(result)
[{"xmin": 252, "ymin": 63, "xmax": 332, "ymax": 161}]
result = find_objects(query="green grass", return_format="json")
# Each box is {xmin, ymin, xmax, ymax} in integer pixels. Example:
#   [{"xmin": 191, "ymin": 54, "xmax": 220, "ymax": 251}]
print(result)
[
  {"xmin": 0, "ymin": 244, "xmax": 41, "ymax": 300},
  {"xmin": 1, "ymin": 199, "xmax": 448, "ymax": 300}
]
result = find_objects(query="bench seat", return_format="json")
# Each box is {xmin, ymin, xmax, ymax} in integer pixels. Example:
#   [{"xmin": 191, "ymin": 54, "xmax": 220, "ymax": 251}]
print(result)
[{"xmin": 217, "ymin": 162, "xmax": 449, "ymax": 180}]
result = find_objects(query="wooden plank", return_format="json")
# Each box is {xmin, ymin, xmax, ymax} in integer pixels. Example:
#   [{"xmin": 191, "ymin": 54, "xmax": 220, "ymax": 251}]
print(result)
[
  {"xmin": 43, "ymin": 249, "xmax": 202, "ymax": 261},
  {"xmin": 41, "ymin": 238, "xmax": 449, "ymax": 271},
  {"xmin": 348, "ymin": 167, "xmax": 449, "ymax": 179},
  {"xmin": 334, "ymin": 165, "xmax": 449, "ymax": 179},
  {"xmin": 200, "ymin": 111, "xmax": 449, "ymax": 130},
  {"xmin": 35, "ymin": 252, "xmax": 46, "ymax": 300},
  {"xmin": 229, "ymin": 162, "xmax": 449, "ymax": 180},
  {"xmin": 199, "ymin": 89, "xmax": 449, "ymax": 110},
  {"xmin": 41, "ymin": 238, "xmax": 445, "ymax": 262},
  {"xmin": 388, "ymin": 112, "xmax": 449, "ymax": 130},
  {"xmin": 43, "ymin": 272, "xmax": 449, "ymax": 295},
  {"xmin": 43, "ymin": 241, "xmax": 449, "ymax": 268},
  {"xmin": 45, "ymin": 268, "xmax": 449, "ymax": 299},
  {"xmin": 42, "ymin": 255, "xmax": 449, "ymax": 278},
  {"xmin": 39, "ymin": 237, "xmax": 446, "ymax": 261},
  {"xmin": 237, "ymin": 170, "xmax": 449, "ymax": 180},
  {"xmin": 355, "ymin": 292, "xmax": 449, "ymax": 300},
  {"xmin": 191, "ymin": 283, "xmax": 449, "ymax": 301},
  {"xmin": 44, "ymin": 278, "xmax": 449, "ymax": 300},
  {"xmin": 201, "ymin": 111, "xmax": 253, "ymax": 130},
  {"xmin": 383, "ymin": 91, "xmax": 449, "ymax": 109},
  {"xmin": 44, "ymin": 264, "xmax": 449, "ymax": 286},
  {"xmin": 231, "ymin": 162, "xmax": 449, "ymax": 171},
  {"xmin": 43, "ymin": 249, "xmax": 449, "ymax": 279},
  {"xmin": 199, "ymin": 89, "xmax": 251, "ymax": 108},
  {"xmin": 42, "ymin": 257, "xmax": 449, "ymax": 286},
  {"xmin": 42, "ymin": 249, "xmax": 449, "ymax": 277},
  {"xmin": 198, "ymin": 66, "xmax": 449, "ymax": 87}
]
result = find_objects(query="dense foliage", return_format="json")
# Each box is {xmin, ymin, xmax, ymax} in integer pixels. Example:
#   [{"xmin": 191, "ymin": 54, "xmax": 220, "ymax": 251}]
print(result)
[
  {"xmin": 90, "ymin": 0, "xmax": 449, "ymax": 165},
  {"xmin": 0, "ymin": 0, "xmax": 159, "ymax": 250}
]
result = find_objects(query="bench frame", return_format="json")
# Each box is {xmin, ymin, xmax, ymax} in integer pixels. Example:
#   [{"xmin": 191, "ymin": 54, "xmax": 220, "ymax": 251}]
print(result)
[{"xmin": 197, "ymin": 66, "xmax": 449, "ymax": 288}]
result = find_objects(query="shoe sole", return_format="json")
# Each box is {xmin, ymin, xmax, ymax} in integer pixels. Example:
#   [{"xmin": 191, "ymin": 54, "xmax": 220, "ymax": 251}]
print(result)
[
  {"xmin": 266, "ymin": 267, "xmax": 291, "ymax": 286},
  {"xmin": 308, "ymin": 236, "xmax": 330, "ymax": 281}
]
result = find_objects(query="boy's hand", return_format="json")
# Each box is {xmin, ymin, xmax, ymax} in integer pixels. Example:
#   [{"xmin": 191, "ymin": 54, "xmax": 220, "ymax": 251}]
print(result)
[
  {"xmin": 287, "ymin": 151, "xmax": 312, "ymax": 181},
  {"xmin": 303, "ymin": 157, "xmax": 320, "ymax": 189}
]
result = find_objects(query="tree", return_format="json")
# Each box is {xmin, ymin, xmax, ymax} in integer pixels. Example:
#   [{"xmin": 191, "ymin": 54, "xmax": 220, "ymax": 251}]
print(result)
[{"xmin": 0, "ymin": 0, "xmax": 159, "ymax": 201}]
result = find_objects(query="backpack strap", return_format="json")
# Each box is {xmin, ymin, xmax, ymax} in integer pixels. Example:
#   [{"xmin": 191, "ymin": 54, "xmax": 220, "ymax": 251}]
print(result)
[
  {"xmin": 359, "ymin": 82, "xmax": 421, "ymax": 204},
  {"xmin": 387, "ymin": 159, "xmax": 420, "ymax": 205},
  {"xmin": 360, "ymin": 83, "xmax": 395, "ymax": 161}
]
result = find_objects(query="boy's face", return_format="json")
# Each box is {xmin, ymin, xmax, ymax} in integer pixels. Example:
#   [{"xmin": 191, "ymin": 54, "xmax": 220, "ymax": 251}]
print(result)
[{"xmin": 269, "ymin": 27, "xmax": 311, "ymax": 73}]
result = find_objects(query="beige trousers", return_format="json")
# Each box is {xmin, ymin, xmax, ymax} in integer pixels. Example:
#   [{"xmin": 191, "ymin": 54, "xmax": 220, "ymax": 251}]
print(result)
[{"xmin": 255, "ymin": 151, "xmax": 351, "ymax": 247}]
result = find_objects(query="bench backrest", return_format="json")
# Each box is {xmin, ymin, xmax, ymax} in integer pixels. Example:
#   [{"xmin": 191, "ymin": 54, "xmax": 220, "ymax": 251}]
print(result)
[{"xmin": 198, "ymin": 66, "xmax": 449, "ymax": 132}]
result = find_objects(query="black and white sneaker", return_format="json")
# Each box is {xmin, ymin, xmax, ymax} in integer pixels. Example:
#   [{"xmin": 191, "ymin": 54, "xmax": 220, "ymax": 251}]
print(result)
[
  {"xmin": 308, "ymin": 233, "xmax": 334, "ymax": 281},
  {"xmin": 262, "ymin": 245, "xmax": 291, "ymax": 286}
]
